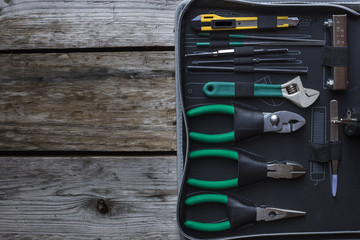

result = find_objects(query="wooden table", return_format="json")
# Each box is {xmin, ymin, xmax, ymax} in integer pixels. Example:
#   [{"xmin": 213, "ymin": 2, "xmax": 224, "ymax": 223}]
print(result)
[{"xmin": 0, "ymin": 0, "xmax": 180, "ymax": 238}]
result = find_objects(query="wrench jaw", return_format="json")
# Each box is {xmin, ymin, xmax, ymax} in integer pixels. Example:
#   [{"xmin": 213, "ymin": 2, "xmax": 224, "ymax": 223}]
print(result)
[{"xmin": 281, "ymin": 76, "xmax": 320, "ymax": 108}]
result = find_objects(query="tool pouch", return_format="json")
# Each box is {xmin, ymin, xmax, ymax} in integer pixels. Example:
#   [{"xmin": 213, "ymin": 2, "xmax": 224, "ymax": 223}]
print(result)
[
  {"xmin": 308, "ymin": 141, "xmax": 342, "ymax": 163},
  {"xmin": 176, "ymin": 0, "xmax": 360, "ymax": 239}
]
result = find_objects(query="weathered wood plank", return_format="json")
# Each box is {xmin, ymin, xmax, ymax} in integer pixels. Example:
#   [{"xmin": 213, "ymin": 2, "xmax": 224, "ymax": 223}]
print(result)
[
  {"xmin": 0, "ymin": 51, "xmax": 176, "ymax": 151},
  {"xmin": 0, "ymin": 155, "xmax": 179, "ymax": 239},
  {"xmin": 0, "ymin": 0, "xmax": 181, "ymax": 50}
]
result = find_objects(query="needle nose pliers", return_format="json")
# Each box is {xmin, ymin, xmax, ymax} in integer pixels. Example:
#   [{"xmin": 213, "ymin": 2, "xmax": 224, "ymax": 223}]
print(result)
[
  {"xmin": 187, "ymin": 104, "xmax": 305, "ymax": 143},
  {"xmin": 186, "ymin": 149, "xmax": 306, "ymax": 189},
  {"xmin": 184, "ymin": 193, "xmax": 306, "ymax": 232},
  {"xmin": 202, "ymin": 76, "xmax": 320, "ymax": 108}
]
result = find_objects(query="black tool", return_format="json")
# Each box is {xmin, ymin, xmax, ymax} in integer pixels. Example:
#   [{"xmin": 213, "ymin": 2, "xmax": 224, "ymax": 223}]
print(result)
[
  {"xmin": 187, "ymin": 149, "xmax": 305, "ymax": 189},
  {"xmin": 186, "ymin": 104, "xmax": 305, "ymax": 143},
  {"xmin": 196, "ymin": 40, "xmax": 326, "ymax": 47},
  {"xmin": 199, "ymin": 32, "xmax": 324, "ymax": 43},
  {"xmin": 324, "ymin": 15, "xmax": 348, "ymax": 90},
  {"xmin": 333, "ymin": 107, "xmax": 360, "ymax": 137},
  {"xmin": 185, "ymin": 47, "xmax": 288, "ymax": 57},
  {"xmin": 330, "ymin": 100, "xmax": 340, "ymax": 197},
  {"xmin": 187, "ymin": 65, "xmax": 308, "ymax": 74},
  {"xmin": 192, "ymin": 57, "xmax": 296, "ymax": 65},
  {"xmin": 184, "ymin": 193, "xmax": 306, "ymax": 232},
  {"xmin": 191, "ymin": 14, "xmax": 299, "ymax": 32}
]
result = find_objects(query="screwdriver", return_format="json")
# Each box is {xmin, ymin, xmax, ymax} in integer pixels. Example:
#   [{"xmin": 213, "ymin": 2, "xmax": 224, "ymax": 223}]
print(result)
[
  {"xmin": 192, "ymin": 57, "xmax": 297, "ymax": 65},
  {"xmin": 199, "ymin": 32, "xmax": 324, "ymax": 42},
  {"xmin": 187, "ymin": 65, "xmax": 308, "ymax": 74},
  {"xmin": 196, "ymin": 40, "xmax": 326, "ymax": 47},
  {"xmin": 185, "ymin": 47, "xmax": 288, "ymax": 57}
]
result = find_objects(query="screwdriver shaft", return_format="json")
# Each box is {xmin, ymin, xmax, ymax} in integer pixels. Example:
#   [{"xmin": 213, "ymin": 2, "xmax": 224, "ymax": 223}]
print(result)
[
  {"xmin": 187, "ymin": 66, "xmax": 308, "ymax": 74},
  {"xmin": 192, "ymin": 57, "xmax": 296, "ymax": 65}
]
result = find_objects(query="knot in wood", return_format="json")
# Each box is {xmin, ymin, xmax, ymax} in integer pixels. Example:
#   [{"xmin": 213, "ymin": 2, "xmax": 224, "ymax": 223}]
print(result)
[{"xmin": 96, "ymin": 199, "xmax": 109, "ymax": 214}]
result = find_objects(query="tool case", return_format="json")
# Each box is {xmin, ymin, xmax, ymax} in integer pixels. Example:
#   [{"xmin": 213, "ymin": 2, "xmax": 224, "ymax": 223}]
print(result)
[{"xmin": 175, "ymin": 0, "xmax": 360, "ymax": 239}]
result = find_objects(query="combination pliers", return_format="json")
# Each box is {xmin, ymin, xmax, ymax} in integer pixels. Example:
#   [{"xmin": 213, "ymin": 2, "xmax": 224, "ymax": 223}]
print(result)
[
  {"xmin": 187, "ymin": 104, "xmax": 305, "ymax": 143},
  {"xmin": 202, "ymin": 76, "xmax": 320, "ymax": 108},
  {"xmin": 184, "ymin": 193, "xmax": 306, "ymax": 232},
  {"xmin": 187, "ymin": 149, "xmax": 306, "ymax": 189}
]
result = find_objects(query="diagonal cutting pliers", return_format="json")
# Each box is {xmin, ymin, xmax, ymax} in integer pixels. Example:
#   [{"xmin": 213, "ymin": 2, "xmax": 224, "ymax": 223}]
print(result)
[
  {"xmin": 187, "ymin": 149, "xmax": 306, "ymax": 189},
  {"xmin": 187, "ymin": 104, "xmax": 305, "ymax": 143},
  {"xmin": 184, "ymin": 193, "xmax": 306, "ymax": 232},
  {"xmin": 202, "ymin": 76, "xmax": 320, "ymax": 108}
]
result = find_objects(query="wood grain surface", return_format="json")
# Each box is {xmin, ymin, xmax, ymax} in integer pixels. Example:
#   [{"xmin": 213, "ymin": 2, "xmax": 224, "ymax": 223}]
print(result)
[
  {"xmin": 0, "ymin": 155, "xmax": 178, "ymax": 239},
  {"xmin": 0, "ymin": 0, "xmax": 181, "ymax": 50},
  {"xmin": 0, "ymin": 51, "xmax": 176, "ymax": 151}
]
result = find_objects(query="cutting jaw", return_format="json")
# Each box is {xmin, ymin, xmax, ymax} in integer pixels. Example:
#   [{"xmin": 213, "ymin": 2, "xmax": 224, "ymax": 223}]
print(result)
[
  {"xmin": 263, "ymin": 111, "xmax": 306, "ymax": 133},
  {"xmin": 267, "ymin": 162, "xmax": 306, "ymax": 179},
  {"xmin": 281, "ymin": 76, "xmax": 320, "ymax": 108}
]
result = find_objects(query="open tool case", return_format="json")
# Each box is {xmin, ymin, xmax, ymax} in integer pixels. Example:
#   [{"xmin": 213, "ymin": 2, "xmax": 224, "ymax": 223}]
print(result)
[{"xmin": 175, "ymin": 0, "xmax": 360, "ymax": 239}]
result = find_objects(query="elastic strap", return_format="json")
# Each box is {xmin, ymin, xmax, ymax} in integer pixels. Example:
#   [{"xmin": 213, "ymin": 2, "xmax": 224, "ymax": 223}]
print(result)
[
  {"xmin": 235, "ymin": 82, "xmax": 254, "ymax": 97},
  {"xmin": 330, "ymin": 141, "xmax": 342, "ymax": 161},
  {"xmin": 257, "ymin": 16, "xmax": 277, "ymax": 30},
  {"xmin": 308, "ymin": 143, "xmax": 329, "ymax": 163},
  {"xmin": 209, "ymin": 40, "xmax": 229, "ymax": 48},
  {"xmin": 322, "ymin": 46, "xmax": 348, "ymax": 67},
  {"xmin": 308, "ymin": 141, "xmax": 342, "ymax": 162},
  {"xmin": 209, "ymin": 32, "xmax": 229, "ymax": 40}
]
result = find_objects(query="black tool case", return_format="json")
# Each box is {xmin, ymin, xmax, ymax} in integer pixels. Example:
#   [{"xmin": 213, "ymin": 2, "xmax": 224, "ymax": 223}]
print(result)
[{"xmin": 175, "ymin": 0, "xmax": 360, "ymax": 239}]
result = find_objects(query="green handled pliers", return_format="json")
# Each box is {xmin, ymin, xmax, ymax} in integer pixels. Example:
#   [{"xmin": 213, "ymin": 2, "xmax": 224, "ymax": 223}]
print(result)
[
  {"xmin": 187, "ymin": 149, "xmax": 305, "ymax": 189},
  {"xmin": 202, "ymin": 76, "xmax": 319, "ymax": 108},
  {"xmin": 187, "ymin": 104, "xmax": 305, "ymax": 143},
  {"xmin": 184, "ymin": 193, "xmax": 306, "ymax": 232}
]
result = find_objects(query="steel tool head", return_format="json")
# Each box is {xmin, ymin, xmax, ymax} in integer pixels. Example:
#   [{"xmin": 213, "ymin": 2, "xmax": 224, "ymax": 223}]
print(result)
[
  {"xmin": 267, "ymin": 162, "xmax": 306, "ymax": 179},
  {"xmin": 256, "ymin": 207, "xmax": 306, "ymax": 222},
  {"xmin": 281, "ymin": 76, "xmax": 320, "ymax": 108},
  {"xmin": 263, "ymin": 111, "xmax": 306, "ymax": 133}
]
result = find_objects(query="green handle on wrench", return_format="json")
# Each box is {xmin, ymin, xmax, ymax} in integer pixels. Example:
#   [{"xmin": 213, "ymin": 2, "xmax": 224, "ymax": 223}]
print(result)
[{"xmin": 203, "ymin": 82, "xmax": 283, "ymax": 98}]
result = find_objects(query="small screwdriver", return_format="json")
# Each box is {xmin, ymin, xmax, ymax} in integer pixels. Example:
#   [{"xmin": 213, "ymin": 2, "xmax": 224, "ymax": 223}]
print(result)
[
  {"xmin": 198, "ymin": 32, "xmax": 324, "ymax": 42},
  {"xmin": 185, "ymin": 47, "xmax": 288, "ymax": 57},
  {"xmin": 187, "ymin": 65, "xmax": 308, "ymax": 74},
  {"xmin": 196, "ymin": 40, "xmax": 326, "ymax": 47},
  {"xmin": 192, "ymin": 57, "xmax": 296, "ymax": 65}
]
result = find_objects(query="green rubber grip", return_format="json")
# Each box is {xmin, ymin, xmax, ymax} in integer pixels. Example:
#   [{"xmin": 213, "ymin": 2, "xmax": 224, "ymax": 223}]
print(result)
[
  {"xmin": 185, "ymin": 194, "xmax": 228, "ymax": 206},
  {"xmin": 187, "ymin": 178, "xmax": 238, "ymax": 189},
  {"xmin": 229, "ymin": 42, "xmax": 244, "ymax": 46},
  {"xmin": 184, "ymin": 220, "xmax": 231, "ymax": 232},
  {"xmin": 203, "ymin": 82, "xmax": 235, "ymax": 97},
  {"xmin": 254, "ymin": 84, "xmax": 283, "ymax": 97},
  {"xmin": 229, "ymin": 34, "xmax": 246, "ymax": 39},
  {"xmin": 196, "ymin": 42, "xmax": 211, "ymax": 46},
  {"xmin": 189, "ymin": 131, "xmax": 235, "ymax": 143},
  {"xmin": 186, "ymin": 104, "xmax": 234, "ymax": 117},
  {"xmin": 189, "ymin": 149, "xmax": 239, "ymax": 160}
]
